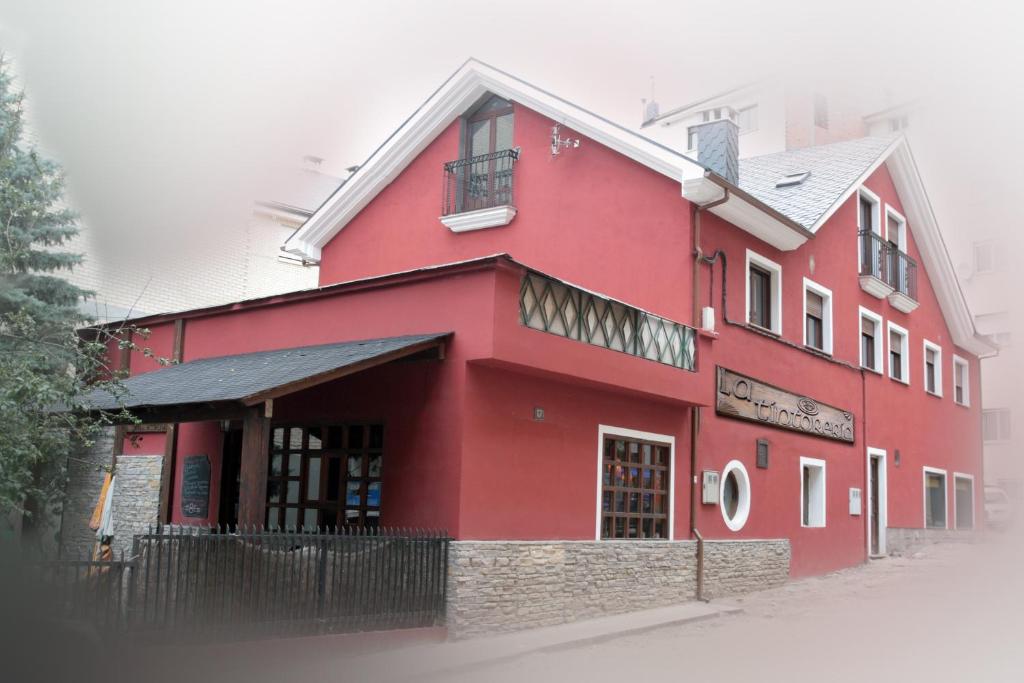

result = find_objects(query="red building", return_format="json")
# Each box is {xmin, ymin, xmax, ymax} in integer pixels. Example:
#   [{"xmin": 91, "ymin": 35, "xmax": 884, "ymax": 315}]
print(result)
[{"xmin": 87, "ymin": 60, "xmax": 994, "ymax": 636}]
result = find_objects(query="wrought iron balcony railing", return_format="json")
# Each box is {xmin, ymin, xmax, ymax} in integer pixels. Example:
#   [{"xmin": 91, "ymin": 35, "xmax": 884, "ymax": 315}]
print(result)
[
  {"xmin": 442, "ymin": 148, "xmax": 518, "ymax": 216},
  {"xmin": 520, "ymin": 272, "xmax": 696, "ymax": 371},
  {"xmin": 859, "ymin": 229, "xmax": 917, "ymax": 301}
]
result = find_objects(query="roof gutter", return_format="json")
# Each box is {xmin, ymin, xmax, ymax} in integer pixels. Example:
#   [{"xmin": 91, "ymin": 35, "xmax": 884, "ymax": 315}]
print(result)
[{"xmin": 701, "ymin": 171, "xmax": 814, "ymax": 240}]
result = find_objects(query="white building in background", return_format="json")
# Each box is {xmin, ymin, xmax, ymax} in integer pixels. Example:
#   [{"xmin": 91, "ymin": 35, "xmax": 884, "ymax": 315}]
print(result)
[
  {"xmin": 643, "ymin": 83, "xmax": 1019, "ymax": 500},
  {"xmin": 66, "ymin": 160, "xmax": 340, "ymax": 322}
]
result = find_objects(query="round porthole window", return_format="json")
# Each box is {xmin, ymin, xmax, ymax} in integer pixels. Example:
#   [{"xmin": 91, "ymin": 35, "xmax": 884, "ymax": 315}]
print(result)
[{"xmin": 720, "ymin": 460, "xmax": 751, "ymax": 532}]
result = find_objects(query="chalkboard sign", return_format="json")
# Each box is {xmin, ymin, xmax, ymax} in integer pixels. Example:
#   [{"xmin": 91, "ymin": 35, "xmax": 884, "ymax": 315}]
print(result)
[{"xmin": 181, "ymin": 455, "xmax": 211, "ymax": 518}]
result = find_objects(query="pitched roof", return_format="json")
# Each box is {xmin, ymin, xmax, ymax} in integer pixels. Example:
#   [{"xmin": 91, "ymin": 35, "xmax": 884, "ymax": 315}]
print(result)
[
  {"xmin": 737, "ymin": 135, "xmax": 901, "ymax": 231},
  {"xmin": 83, "ymin": 333, "xmax": 450, "ymax": 414}
]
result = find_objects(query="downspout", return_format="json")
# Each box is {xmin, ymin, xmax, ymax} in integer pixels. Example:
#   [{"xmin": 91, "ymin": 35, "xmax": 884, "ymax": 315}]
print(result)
[{"xmin": 689, "ymin": 189, "xmax": 729, "ymax": 602}]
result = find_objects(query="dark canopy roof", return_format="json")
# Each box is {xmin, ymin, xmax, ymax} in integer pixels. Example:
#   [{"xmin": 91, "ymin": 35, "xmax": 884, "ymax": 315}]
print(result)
[{"xmin": 85, "ymin": 333, "xmax": 450, "ymax": 420}]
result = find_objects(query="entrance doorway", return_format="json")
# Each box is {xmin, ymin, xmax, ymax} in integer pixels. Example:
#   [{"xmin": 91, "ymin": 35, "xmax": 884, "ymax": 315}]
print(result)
[
  {"xmin": 219, "ymin": 428, "xmax": 243, "ymax": 529},
  {"xmin": 867, "ymin": 448, "xmax": 887, "ymax": 557}
]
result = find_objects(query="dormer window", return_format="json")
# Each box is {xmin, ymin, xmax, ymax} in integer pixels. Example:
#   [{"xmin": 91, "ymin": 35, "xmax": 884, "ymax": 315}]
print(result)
[{"xmin": 440, "ymin": 95, "xmax": 519, "ymax": 232}]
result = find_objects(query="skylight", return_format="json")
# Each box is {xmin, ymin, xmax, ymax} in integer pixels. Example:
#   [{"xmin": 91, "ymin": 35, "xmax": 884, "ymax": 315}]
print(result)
[{"xmin": 776, "ymin": 171, "xmax": 811, "ymax": 188}]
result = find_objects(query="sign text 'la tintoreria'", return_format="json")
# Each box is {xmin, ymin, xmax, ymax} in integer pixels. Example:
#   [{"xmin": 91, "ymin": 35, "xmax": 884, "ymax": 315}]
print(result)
[{"xmin": 716, "ymin": 367, "xmax": 855, "ymax": 443}]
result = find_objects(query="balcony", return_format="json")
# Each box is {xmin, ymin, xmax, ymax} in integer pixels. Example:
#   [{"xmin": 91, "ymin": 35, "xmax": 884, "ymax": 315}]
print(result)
[
  {"xmin": 858, "ymin": 229, "xmax": 919, "ymax": 313},
  {"xmin": 519, "ymin": 272, "xmax": 696, "ymax": 371},
  {"xmin": 440, "ymin": 148, "xmax": 519, "ymax": 233}
]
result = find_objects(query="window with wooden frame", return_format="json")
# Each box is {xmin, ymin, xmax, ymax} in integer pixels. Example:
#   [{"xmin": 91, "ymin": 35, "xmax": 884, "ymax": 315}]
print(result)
[
  {"xmin": 601, "ymin": 435, "xmax": 670, "ymax": 539},
  {"xmin": 749, "ymin": 265, "xmax": 772, "ymax": 330},
  {"xmin": 266, "ymin": 423, "xmax": 383, "ymax": 530},
  {"xmin": 457, "ymin": 95, "xmax": 515, "ymax": 213}
]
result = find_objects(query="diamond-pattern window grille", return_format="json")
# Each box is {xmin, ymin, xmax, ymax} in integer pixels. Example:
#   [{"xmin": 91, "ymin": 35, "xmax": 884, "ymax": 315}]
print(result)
[{"xmin": 519, "ymin": 273, "xmax": 695, "ymax": 371}]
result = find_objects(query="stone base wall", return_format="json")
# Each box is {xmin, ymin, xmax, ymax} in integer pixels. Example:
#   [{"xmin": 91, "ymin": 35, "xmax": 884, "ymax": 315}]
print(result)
[
  {"xmin": 886, "ymin": 527, "xmax": 979, "ymax": 556},
  {"xmin": 59, "ymin": 428, "xmax": 114, "ymax": 558},
  {"xmin": 446, "ymin": 538, "xmax": 790, "ymax": 639},
  {"xmin": 702, "ymin": 539, "xmax": 791, "ymax": 599},
  {"xmin": 110, "ymin": 455, "xmax": 163, "ymax": 557}
]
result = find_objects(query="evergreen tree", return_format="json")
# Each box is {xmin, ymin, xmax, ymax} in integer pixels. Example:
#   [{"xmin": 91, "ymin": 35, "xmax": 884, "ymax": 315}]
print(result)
[{"xmin": 0, "ymin": 55, "xmax": 138, "ymax": 529}]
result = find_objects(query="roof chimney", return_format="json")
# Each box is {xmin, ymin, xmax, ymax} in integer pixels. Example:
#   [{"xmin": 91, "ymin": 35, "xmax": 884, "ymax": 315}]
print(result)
[{"xmin": 693, "ymin": 117, "xmax": 739, "ymax": 185}]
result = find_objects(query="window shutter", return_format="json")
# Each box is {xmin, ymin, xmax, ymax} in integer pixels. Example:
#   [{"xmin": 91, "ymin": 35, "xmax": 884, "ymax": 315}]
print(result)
[{"xmin": 806, "ymin": 291, "xmax": 823, "ymax": 318}]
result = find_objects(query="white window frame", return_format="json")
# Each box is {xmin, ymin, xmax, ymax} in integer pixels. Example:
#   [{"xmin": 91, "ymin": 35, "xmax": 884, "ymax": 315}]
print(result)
[
  {"xmin": 799, "ymin": 456, "xmax": 827, "ymax": 528},
  {"xmin": 745, "ymin": 249, "xmax": 783, "ymax": 334},
  {"xmin": 737, "ymin": 104, "xmax": 759, "ymax": 134},
  {"xmin": 973, "ymin": 240, "xmax": 1001, "ymax": 274},
  {"xmin": 982, "ymin": 408, "xmax": 1012, "ymax": 443},
  {"xmin": 719, "ymin": 459, "xmax": 751, "ymax": 532},
  {"xmin": 858, "ymin": 306, "xmax": 884, "ymax": 373},
  {"xmin": 922, "ymin": 339, "xmax": 943, "ymax": 397},
  {"xmin": 922, "ymin": 466, "xmax": 948, "ymax": 530},
  {"xmin": 886, "ymin": 321, "xmax": 910, "ymax": 385},
  {"xmin": 595, "ymin": 425, "xmax": 676, "ymax": 541},
  {"xmin": 857, "ymin": 188, "xmax": 882, "ymax": 272},
  {"xmin": 953, "ymin": 472, "xmax": 975, "ymax": 531},
  {"xmin": 952, "ymin": 354, "xmax": 970, "ymax": 406},
  {"xmin": 884, "ymin": 205, "xmax": 908, "ymax": 252},
  {"xmin": 802, "ymin": 278, "xmax": 833, "ymax": 354}
]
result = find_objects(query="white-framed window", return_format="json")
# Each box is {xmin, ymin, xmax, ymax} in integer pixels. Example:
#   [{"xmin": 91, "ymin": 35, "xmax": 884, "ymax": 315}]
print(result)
[
  {"xmin": 737, "ymin": 104, "xmax": 758, "ymax": 133},
  {"xmin": 886, "ymin": 321, "xmax": 910, "ymax": 384},
  {"xmin": 746, "ymin": 249, "xmax": 782, "ymax": 334},
  {"xmin": 953, "ymin": 472, "xmax": 975, "ymax": 530},
  {"xmin": 720, "ymin": 459, "xmax": 751, "ymax": 532},
  {"xmin": 952, "ymin": 355, "xmax": 970, "ymax": 406},
  {"xmin": 686, "ymin": 126, "xmax": 699, "ymax": 152},
  {"xmin": 885, "ymin": 205, "xmax": 908, "ymax": 252},
  {"xmin": 859, "ymin": 307, "xmax": 884, "ymax": 373},
  {"xmin": 596, "ymin": 425, "xmax": 675, "ymax": 541},
  {"xmin": 973, "ymin": 240, "xmax": 1004, "ymax": 274},
  {"xmin": 923, "ymin": 467, "xmax": 948, "ymax": 529},
  {"xmin": 800, "ymin": 457, "xmax": 827, "ymax": 528},
  {"xmin": 802, "ymin": 278, "xmax": 833, "ymax": 354},
  {"xmin": 983, "ymin": 408, "xmax": 1012, "ymax": 442},
  {"xmin": 922, "ymin": 339, "xmax": 943, "ymax": 397}
]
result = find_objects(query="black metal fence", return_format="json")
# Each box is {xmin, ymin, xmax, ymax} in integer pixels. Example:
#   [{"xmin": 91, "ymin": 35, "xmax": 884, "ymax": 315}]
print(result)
[
  {"xmin": 24, "ymin": 527, "xmax": 450, "ymax": 640},
  {"xmin": 859, "ymin": 229, "xmax": 918, "ymax": 300},
  {"xmin": 442, "ymin": 148, "xmax": 519, "ymax": 216}
]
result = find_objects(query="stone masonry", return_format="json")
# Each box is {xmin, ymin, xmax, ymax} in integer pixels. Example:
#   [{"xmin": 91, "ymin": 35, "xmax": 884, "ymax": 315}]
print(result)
[
  {"xmin": 886, "ymin": 527, "xmax": 979, "ymax": 557},
  {"xmin": 110, "ymin": 455, "xmax": 163, "ymax": 557},
  {"xmin": 59, "ymin": 427, "xmax": 114, "ymax": 558},
  {"xmin": 446, "ymin": 539, "xmax": 790, "ymax": 639}
]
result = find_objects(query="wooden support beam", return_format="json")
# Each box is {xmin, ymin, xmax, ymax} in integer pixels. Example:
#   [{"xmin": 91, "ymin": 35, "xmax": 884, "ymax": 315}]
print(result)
[
  {"xmin": 159, "ymin": 318, "xmax": 186, "ymax": 524},
  {"xmin": 237, "ymin": 403, "xmax": 271, "ymax": 528}
]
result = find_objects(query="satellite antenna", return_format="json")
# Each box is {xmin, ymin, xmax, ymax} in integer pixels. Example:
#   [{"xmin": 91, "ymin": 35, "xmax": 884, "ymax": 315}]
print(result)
[{"xmin": 551, "ymin": 124, "xmax": 580, "ymax": 156}]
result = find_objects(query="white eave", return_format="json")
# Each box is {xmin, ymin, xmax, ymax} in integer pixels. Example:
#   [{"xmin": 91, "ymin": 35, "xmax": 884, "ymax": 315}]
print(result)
[
  {"xmin": 284, "ymin": 58, "xmax": 705, "ymax": 262},
  {"xmin": 682, "ymin": 172, "xmax": 812, "ymax": 251}
]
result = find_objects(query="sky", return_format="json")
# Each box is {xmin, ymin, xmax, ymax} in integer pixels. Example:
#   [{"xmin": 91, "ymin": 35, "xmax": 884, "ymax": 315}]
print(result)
[{"xmin": 0, "ymin": 0, "xmax": 1020, "ymax": 269}]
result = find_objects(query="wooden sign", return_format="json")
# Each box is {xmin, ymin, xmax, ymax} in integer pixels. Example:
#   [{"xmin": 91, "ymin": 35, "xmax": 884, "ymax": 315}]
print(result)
[
  {"xmin": 181, "ymin": 454, "xmax": 211, "ymax": 518},
  {"xmin": 716, "ymin": 367, "xmax": 855, "ymax": 443}
]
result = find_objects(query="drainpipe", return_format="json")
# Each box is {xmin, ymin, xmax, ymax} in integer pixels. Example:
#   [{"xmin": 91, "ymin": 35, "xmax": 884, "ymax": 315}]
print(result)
[{"xmin": 689, "ymin": 190, "xmax": 729, "ymax": 602}]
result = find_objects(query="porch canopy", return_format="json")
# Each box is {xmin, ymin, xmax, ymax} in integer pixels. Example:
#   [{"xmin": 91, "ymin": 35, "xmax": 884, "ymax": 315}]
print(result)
[
  {"xmin": 85, "ymin": 332, "xmax": 451, "ymax": 423},
  {"xmin": 84, "ymin": 332, "xmax": 450, "ymax": 525}
]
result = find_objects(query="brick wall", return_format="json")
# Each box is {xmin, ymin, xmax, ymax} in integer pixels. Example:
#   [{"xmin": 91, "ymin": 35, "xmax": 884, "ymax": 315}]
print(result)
[{"xmin": 446, "ymin": 539, "xmax": 790, "ymax": 639}]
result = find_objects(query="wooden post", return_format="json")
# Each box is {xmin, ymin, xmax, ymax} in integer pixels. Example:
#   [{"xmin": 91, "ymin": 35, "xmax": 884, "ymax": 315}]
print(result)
[
  {"xmin": 158, "ymin": 318, "xmax": 185, "ymax": 523},
  {"xmin": 237, "ymin": 403, "xmax": 271, "ymax": 527}
]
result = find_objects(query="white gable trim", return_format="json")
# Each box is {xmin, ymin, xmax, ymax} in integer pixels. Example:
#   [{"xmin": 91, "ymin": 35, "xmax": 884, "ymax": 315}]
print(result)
[
  {"xmin": 884, "ymin": 143, "xmax": 995, "ymax": 357},
  {"xmin": 285, "ymin": 59, "xmax": 703, "ymax": 262}
]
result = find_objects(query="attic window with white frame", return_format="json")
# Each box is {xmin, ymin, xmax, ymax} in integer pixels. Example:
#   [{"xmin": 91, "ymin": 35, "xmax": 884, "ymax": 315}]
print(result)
[
  {"xmin": 859, "ymin": 307, "xmax": 884, "ymax": 373},
  {"xmin": 746, "ymin": 250, "xmax": 782, "ymax": 334},
  {"xmin": 953, "ymin": 355, "xmax": 970, "ymax": 406},
  {"xmin": 800, "ymin": 457, "xmax": 826, "ymax": 528},
  {"xmin": 803, "ymin": 278, "xmax": 833, "ymax": 354},
  {"xmin": 923, "ymin": 339, "xmax": 942, "ymax": 396},
  {"xmin": 737, "ymin": 105, "xmax": 758, "ymax": 133},
  {"xmin": 887, "ymin": 322, "xmax": 910, "ymax": 384}
]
